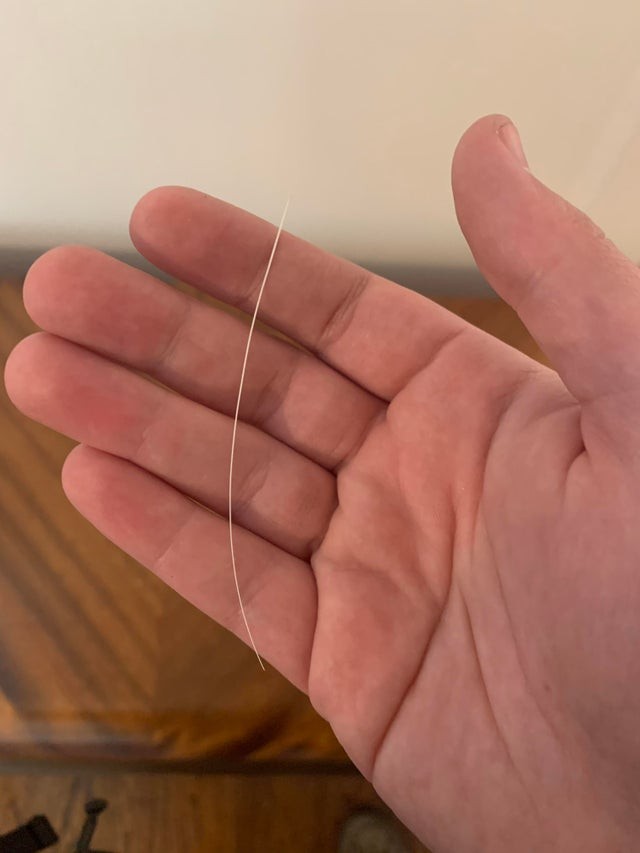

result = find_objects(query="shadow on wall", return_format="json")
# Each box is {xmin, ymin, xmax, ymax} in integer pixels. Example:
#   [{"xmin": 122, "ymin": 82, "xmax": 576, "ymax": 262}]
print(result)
[
  {"xmin": 0, "ymin": 247, "xmax": 492, "ymax": 298},
  {"xmin": 362, "ymin": 261, "xmax": 492, "ymax": 297}
]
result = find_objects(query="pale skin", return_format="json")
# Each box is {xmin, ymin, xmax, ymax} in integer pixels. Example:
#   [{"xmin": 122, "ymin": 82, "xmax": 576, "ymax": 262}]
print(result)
[{"xmin": 5, "ymin": 114, "xmax": 640, "ymax": 851}]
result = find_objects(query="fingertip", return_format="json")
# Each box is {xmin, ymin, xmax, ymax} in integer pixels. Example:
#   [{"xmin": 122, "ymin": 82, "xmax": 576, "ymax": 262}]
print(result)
[
  {"xmin": 452, "ymin": 113, "xmax": 511, "ymax": 163},
  {"xmin": 61, "ymin": 445, "xmax": 118, "ymax": 520},
  {"xmin": 61, "ymin": 442, "xmax": 84, "ymax": 486},
  {"xmin": 129, "ymin": 186, "xmax": 247, "ymax": 288},
  {"xmin": 129, "ymin": 185, "xmax": 205, "ymax": 250},
  {"xmin": 61, "ymin": 443, "xmax": 100, "ymax": 500},
  {"xmin": 452, "ymin": 113, "xmax": 527, "ymax": 192},
  {"xmin": 23, "ymin": 244, "xmax": 102, "ymax": 328},
  {"xmin": 3, "ymin": 332, "xmax": 52, "ymax": 413}
]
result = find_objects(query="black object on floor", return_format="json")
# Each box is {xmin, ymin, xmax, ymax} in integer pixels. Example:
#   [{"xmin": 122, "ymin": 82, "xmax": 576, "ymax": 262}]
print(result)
[
  {"xmin": 0, "ymin": 815, "xmax": 58, "ymax": 852},
  {"xmin": 73, "ymin": 799, "xmax": 113, "ymax": 853}
]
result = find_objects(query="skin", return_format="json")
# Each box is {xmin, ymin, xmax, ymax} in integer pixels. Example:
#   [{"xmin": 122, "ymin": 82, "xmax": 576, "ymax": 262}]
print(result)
[{"xmin": 5, "ymin": 114, "xmax": 640, "ymax": 851}]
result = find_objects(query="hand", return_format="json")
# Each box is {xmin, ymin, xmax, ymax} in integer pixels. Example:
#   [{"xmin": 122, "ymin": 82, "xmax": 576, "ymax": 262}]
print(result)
[{"xmin": 6, "ymin": 114, "xmax": 640, "ymax": 852}]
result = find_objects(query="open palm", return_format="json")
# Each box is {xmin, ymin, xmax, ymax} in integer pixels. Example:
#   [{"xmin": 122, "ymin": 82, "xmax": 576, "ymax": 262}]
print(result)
[{"xmin": 6, "ymin": 115, "xmax": 640, "ymax": 852}]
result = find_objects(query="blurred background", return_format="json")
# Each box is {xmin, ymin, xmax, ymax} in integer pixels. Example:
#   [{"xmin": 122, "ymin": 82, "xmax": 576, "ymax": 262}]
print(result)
[
  {"xmin": 1, "ymin": 0, "xmax": 639, "ymax": 286},
  {"xmin": 0, "ymin": 1, "xmax": 637, "ymax": 850}
]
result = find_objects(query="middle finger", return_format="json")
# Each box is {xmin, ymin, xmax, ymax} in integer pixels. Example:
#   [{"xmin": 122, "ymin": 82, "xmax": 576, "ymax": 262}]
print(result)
[{"xmin": 23, "ymin": 246, "xmax": 383, "ymax": 470}]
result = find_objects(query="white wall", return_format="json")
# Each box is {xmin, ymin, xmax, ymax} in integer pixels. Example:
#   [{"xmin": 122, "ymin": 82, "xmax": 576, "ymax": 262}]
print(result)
[{"xmin": 1, "ymin": 0, "xmax": 639, "ymax": 287}]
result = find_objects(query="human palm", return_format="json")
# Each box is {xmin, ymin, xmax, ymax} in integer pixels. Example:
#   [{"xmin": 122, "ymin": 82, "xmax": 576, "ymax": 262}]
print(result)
[{"xmin": 6, "ymin": 115, "xmax": 640, "ymax": 851}]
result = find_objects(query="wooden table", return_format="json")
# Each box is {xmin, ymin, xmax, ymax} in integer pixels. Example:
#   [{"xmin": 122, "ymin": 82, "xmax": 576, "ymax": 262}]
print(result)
[{"xmin": 0, "ymin": 276, "xmax": 545, "ymax": 769}]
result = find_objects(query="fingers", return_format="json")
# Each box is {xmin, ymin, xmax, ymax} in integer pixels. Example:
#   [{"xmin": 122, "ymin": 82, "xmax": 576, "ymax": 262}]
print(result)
[
  {"xmin": 23, "ymin": 245, "xmax": 381, "ymax": 470},
  {"xmin": 452, "ymin": 114, "xmax": 640, "ymax": 415},
  {"xmin": 60, "ymin": 444, "xmax": 316, "ymax": 689},
  {"xmin": 129, "ymin": 186, "xmax": 469, "ymax": 399},
  {"xmin": 4, "ymin": 333, "xmax": 335, "ymax": 559}
]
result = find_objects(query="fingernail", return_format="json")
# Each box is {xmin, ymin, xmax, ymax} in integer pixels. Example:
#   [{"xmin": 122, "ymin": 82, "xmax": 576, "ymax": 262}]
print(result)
[{"xmin": 498, "ymin": 120, "xmax": 529, "ymax": 168}]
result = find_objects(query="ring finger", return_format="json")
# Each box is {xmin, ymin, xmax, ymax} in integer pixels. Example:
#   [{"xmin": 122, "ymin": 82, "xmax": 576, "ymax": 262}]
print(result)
[{"xmin": 5, "ymin": 332, "xmax": 336, "ymax": 559}]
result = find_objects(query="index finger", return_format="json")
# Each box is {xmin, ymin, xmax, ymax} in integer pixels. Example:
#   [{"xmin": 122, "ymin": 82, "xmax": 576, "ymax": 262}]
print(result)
[{"xmin": 130, "ymin": 187, "xmax": 468, "ymax": 400}]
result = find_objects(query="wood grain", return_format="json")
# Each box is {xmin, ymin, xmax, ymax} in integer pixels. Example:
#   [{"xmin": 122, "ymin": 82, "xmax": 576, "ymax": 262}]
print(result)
[
  {"xmin": 0, "ymin": 770, "xmax": 429, "ymax": 852},
  {"xmin": 0, "ymin": 276, "xmax": 545, "ymax": 766},
  {"xmin": 0, "ymin": 277, "xmax": 342, "ymax": 766}
]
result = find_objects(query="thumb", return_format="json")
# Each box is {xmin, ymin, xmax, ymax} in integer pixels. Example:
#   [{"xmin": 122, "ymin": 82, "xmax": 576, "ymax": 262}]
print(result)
[{"xmin": 452, "ymin": 114, "xmax": 640, "ymax": 427}]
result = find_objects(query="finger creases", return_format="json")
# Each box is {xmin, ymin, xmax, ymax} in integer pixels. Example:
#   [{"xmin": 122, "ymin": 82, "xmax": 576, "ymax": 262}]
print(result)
[
  {"xmin": 60, "ymin": 444, "xmax": 316, "ymax": 690},
  {"xmin": 452, "ymin": 113, "xmax": 640, "ymax": 411},
  {"xmin": 5, "ymin": 332, "xmax": 336, "ymax": 560},
  {"xmin": 22, "ymin": 244, "xmax": 382, "ymax": 469},
  {"xmin": 128, "ymin": 186, "xmax": 469, "ymax": 400}
]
